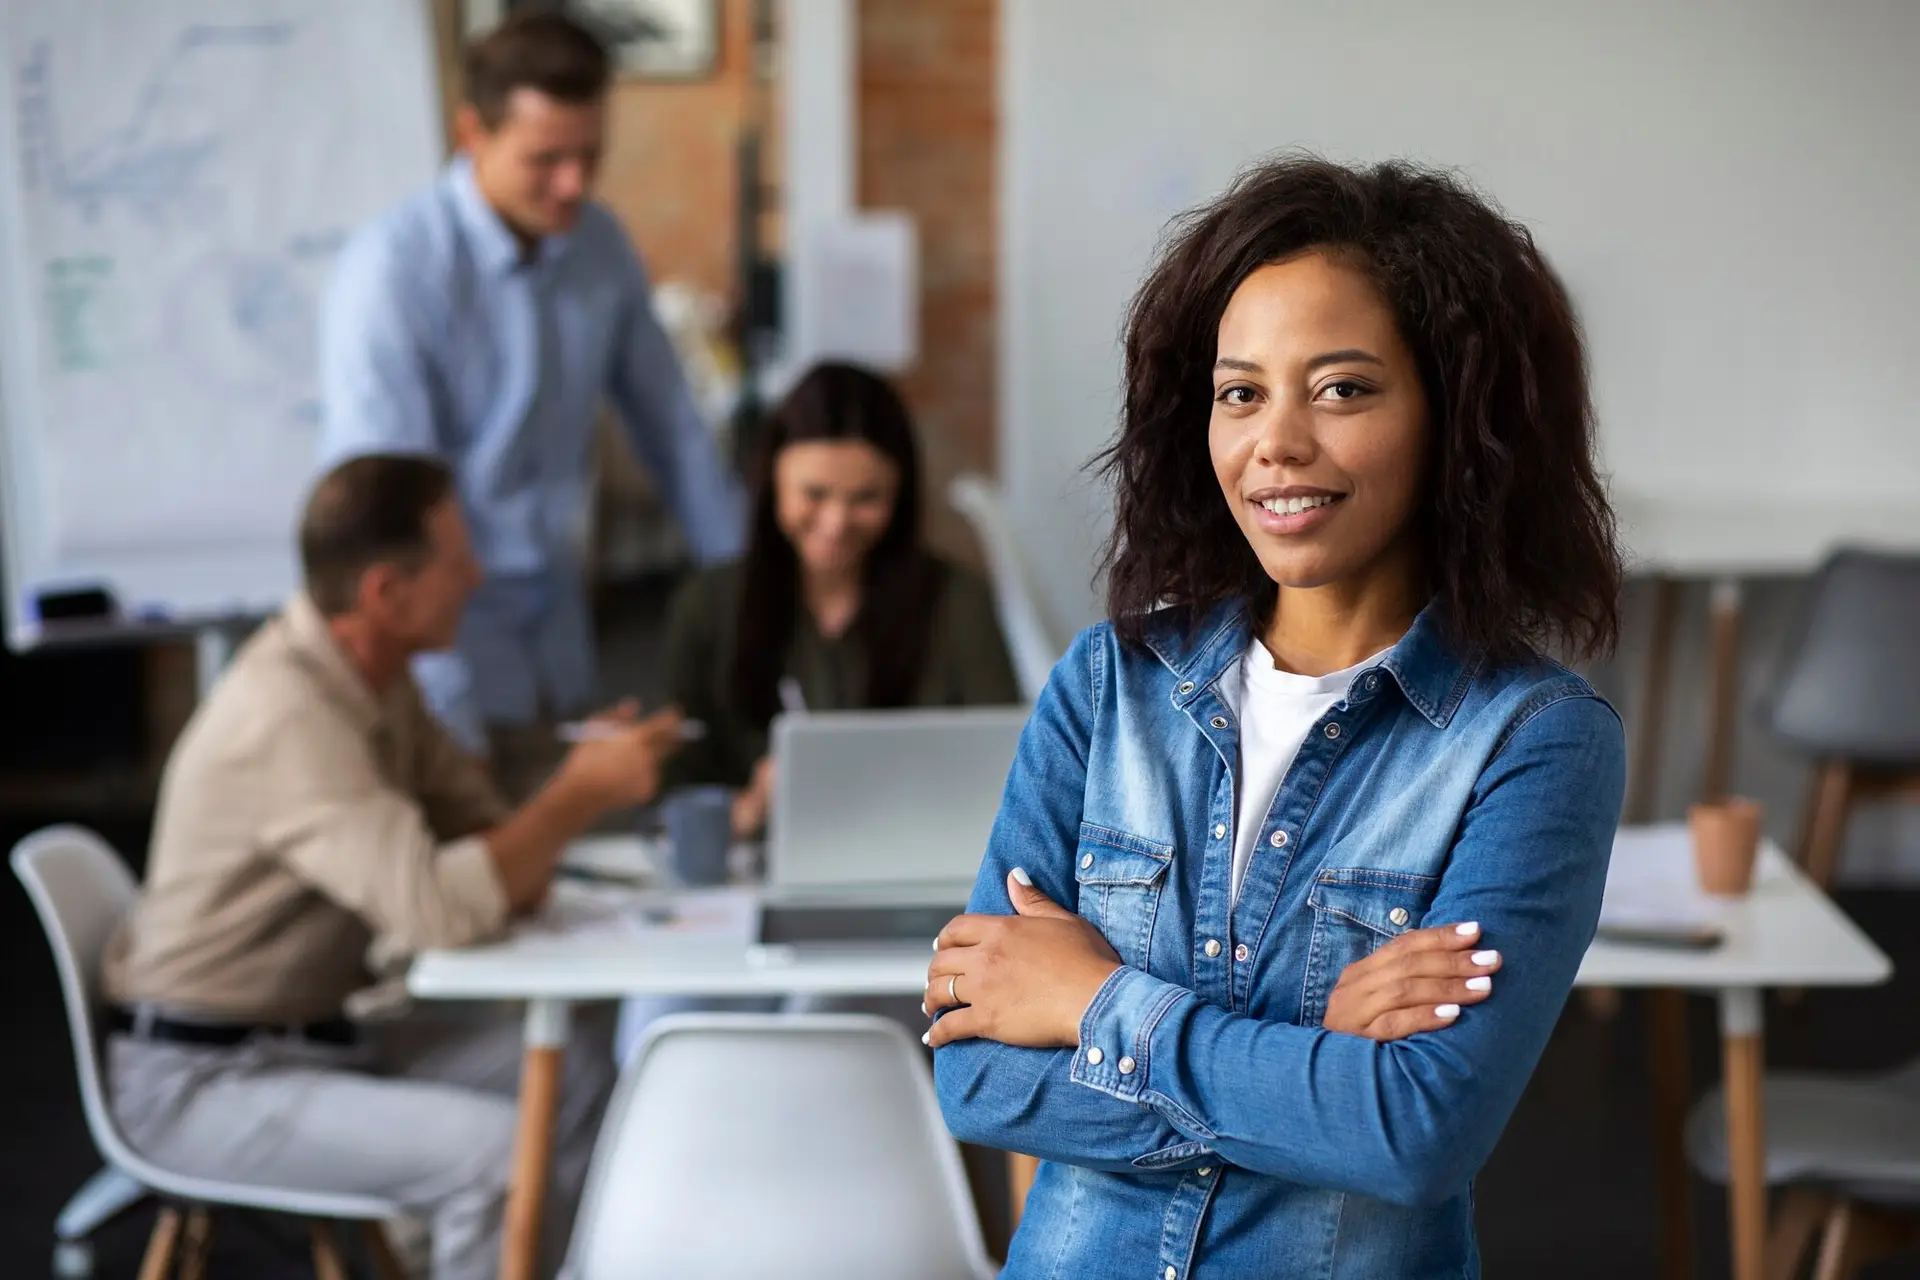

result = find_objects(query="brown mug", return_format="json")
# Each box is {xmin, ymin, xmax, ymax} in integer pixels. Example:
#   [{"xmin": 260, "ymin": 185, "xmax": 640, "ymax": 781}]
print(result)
[{"xmin": 1689, "ymin": 798, "xmax": 1763, "ymax": 897}]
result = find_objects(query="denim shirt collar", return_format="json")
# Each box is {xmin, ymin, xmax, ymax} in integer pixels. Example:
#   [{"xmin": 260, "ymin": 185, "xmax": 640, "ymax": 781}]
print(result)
[
  {"xmin": 445, "ymin": 156, "xmax": 573, "ymax": 275},
  {"xmin": 1139, "ymin": 597, "xmax": 1481, "ymax": 729}
]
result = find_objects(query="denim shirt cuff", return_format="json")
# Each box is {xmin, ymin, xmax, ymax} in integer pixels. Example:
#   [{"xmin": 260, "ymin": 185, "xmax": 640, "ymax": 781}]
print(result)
[{"xmin": 1071, "ymin": 965, "xmax": 1190, "ymax": 1102}]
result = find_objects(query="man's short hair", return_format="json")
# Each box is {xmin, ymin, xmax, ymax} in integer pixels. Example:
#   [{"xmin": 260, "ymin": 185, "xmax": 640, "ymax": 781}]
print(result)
[
  {"xmin": 300, "ymin": 455, "xmax": 456, "ymax": 617},
  {"xmin": 465, "ymin": 10, "xmax": 611, "ymax": 128}
]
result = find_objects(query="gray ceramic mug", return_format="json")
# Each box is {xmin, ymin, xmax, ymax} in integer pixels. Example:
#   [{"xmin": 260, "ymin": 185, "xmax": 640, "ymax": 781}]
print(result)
[{"xmin": 663, "ymin": 785, "xmax": 734, "ymax": 886}]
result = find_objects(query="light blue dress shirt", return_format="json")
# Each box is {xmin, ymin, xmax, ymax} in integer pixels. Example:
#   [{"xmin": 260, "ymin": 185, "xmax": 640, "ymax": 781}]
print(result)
[{"xmin": 318, "ymin": 158, "xmax": 744, "ymax": 750}]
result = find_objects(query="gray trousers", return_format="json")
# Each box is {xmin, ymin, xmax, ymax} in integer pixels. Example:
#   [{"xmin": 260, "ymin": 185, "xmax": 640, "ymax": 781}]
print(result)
[{"xmin": 107, "ymin": 1002, "xmax": 616, "ymax": 1280}]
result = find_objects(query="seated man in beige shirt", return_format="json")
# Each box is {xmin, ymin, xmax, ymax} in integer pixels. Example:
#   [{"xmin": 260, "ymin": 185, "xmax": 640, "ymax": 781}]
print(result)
[{"xmin": 102, "ymin": 454, "xmax": 681, "ymax": 1280}]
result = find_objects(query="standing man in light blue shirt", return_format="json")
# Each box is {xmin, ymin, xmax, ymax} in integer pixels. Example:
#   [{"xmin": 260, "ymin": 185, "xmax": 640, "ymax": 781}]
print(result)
[{"xmin": 319, "ymin": 11, "xmax": 742, "ymax": 796}]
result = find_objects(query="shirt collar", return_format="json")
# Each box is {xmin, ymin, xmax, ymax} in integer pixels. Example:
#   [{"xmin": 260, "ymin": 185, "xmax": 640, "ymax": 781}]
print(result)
[
  {"xmin": 1143, "ymin": 596, "xmax": 1479, "ymax": 729},
  {"xmin": 445, "ymin": 155, "xmax": 573, "ymax": 275},
  {"xmin": 281, "ymin": 591, "xmax": 389, "ymax": 735}
]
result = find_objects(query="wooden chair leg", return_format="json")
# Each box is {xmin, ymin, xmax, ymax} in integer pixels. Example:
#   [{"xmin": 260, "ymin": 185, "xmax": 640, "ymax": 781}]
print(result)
[
  {"xmin": 1811, "ymin": 1200, "xmax": 1908, "ymax": 1280},
  {"xmin": 1766, "ymin": 1188, "xmax": 1833, "ymax": 1280},
  {"xmin": 137, "ymin": 1206, "xmax": 185, "ymax": 1280},
  {"xmin": 363, "ymin": 1220, "xmax": 412, "ymax": 1280},
  {"xmin": 1798, "ymin": 761, "xmax": 1854, "ymax": 892},
  {"xmin": 309, "ymin": 1220, "xmax": 350, "ymax": 1280},
  {"xmin": 176, "ymin": 1207, "xmax": 214, "ymax": 1280}
]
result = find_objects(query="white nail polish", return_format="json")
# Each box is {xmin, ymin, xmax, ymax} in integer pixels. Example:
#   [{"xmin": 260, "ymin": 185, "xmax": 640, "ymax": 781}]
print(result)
[
  {"xmin": 921, "ymin": 1031, "xmax": 931, "ymax": 1045},
  {"xmin": 1012, "ymin": 866, "xmax": 1033, "ymax": 887},
  {"xmin": 1435, "ymin": 1004, "xmax": 1462, "ymax": 1018},
  {"xmin": 932, "ymin": 938, "xmax": 940, "ymax": 951},
  {"xmin": 1466, "ymin": 976, "xmax": 1492, "ymax": 992},
  {"xmin": 920, "ymin": 1002, "xmax": 928, "ymax": 1016},
  {"xmin": 1471, "ymin": 950, "xmax": 1499, "ymax": 966},
  {"xmin": 1455, "ymin": 922, "xmax": 1480, "ymax": 936}
]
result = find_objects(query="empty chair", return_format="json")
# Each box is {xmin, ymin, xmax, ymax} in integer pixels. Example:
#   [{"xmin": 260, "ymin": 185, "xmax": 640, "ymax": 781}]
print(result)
[
  {"xmin": 1689, "ymin": 1057, "xmax": 1920, "ymax": 1279},
  {"xmin": 949, "ymin": 473, "xmax": 1063, "ymax": 702},
  {"xmin": 563, "ymin": 1013, "xmax": 996, "ymax": 1279},
  {"xmin": 11, "ymin": 825, "xmax": 406, "ymax": 1279},
  {"xmin": 1766, "ymin": 548, "xmax": 1920, "ymax": 889}
]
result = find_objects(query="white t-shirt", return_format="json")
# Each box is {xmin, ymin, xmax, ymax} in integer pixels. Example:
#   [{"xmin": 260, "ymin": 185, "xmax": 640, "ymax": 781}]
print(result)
[{"xmin": 1217, "ymin": 638, "xmax": 1392, "ymax": 904}]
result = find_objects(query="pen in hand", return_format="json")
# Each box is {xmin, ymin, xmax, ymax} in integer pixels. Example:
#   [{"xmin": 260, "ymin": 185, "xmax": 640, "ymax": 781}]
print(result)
[{"xmin": 558, "ymin": 719, "xmax": 708, "ymax": 744}]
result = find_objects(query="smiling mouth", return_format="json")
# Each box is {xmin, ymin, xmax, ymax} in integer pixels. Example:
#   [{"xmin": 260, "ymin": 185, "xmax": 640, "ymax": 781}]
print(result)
[{"xmin": 1256, "ymin": 493, "xmax": 1343, "ymax": 516}]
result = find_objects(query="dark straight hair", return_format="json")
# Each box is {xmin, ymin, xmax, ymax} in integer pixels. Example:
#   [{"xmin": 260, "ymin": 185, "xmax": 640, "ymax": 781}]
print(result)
[
  {"xmin": 299, "ymin": 454, "xmax": 456, "ymax": 617},
  {"xmin": 732, "ymin": 363, "xmax": 948, "ymax": 727}
]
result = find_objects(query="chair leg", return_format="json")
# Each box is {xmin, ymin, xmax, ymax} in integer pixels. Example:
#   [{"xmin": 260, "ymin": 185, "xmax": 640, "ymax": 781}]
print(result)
[
  {"xmin": 176, "ymin": 1207, "xmax": 214, "ymax": 1280},
  {"xmin": 1811, "ymin": 1200, "xmax": 1909, "ymax": 1280},
  {"xmin": 1798, "ymin": 762, "xmax": 1854, "ymax": 892},
  {"xmin": 136, "ymin": 1206, "xmax": 184, "ymax": 1280},
  {"xmin": 1766, "ymin": 1188, "xmax": 1833, "ymax": 1280},
  {"xmin": 362, "ymin": 1221, "xmax": 411, "ymax": 1280},
  {"xmin": 309, "ymin": 1220, "xmax": 349, "ymax": 1280}
]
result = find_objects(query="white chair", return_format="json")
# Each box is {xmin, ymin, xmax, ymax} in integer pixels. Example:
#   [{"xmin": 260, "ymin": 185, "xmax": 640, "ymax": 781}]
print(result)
[
  {"xmin": 11, "ymin": 825, "xmax": 407, "ymax": 1279},
  {"xmin": 562, "ymin": 1013, "xmax": 998, "ymax": 1280},
  {"xmin": 948, "ymin": 473, "xmax": 1064, "ymax": 702},
  {"xmin": 1688, "ymin": 1058, "xmax": 1920, "ymax": 1279}
]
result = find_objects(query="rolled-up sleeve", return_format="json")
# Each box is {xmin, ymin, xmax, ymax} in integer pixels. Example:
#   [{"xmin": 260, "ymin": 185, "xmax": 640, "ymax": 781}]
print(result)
[{"xmin": 260, "ymin": 706, "xmax": 509, "ymax": 953}]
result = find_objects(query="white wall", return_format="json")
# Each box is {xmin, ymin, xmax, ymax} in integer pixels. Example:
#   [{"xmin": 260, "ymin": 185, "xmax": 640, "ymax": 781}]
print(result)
[{"xmin": 1000, "ymin": 0, "xmax": 1920, "ymax": 631}]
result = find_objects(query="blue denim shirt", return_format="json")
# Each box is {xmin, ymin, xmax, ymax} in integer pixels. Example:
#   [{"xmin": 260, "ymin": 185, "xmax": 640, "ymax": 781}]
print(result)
[{"xmin": 935, "ymin": 600, "xmax": 1625, "ymax": 1279}]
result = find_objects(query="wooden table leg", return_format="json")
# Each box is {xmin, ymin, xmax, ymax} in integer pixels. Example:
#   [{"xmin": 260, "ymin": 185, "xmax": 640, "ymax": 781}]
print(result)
[
  {"xmin": 1720, "ymin": 988, "xmax": 1767, "ymax": 1280},
  {"xmin": 1008, "ymin": 1153, "xmax": 1039, "ymax": 1230},
  {"xmin": 1703, "ymin": 578, "xmax": 1744, "ymax": 804},
  {"xmin": 1649, "ymin": 989, "xmax": 1694, "ymax": 1280},
  {"xmin": 502, "ymin": 998, "xmax": 571, "ymax": 1280}
]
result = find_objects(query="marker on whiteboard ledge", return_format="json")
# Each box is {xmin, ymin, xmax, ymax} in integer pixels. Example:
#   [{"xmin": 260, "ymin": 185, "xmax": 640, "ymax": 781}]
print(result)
[{"xmin": 557, "ymin": 718, "xmax": 707, "ymax": 744}]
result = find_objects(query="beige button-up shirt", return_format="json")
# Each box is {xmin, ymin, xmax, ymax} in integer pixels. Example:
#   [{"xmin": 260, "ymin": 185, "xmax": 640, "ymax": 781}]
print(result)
[{"xmin": 103, "ymin": 593, "xmax": 511, "ymax": 1023}]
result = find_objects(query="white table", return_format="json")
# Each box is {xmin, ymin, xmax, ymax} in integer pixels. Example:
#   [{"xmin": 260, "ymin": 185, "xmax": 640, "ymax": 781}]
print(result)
[
  {"xmin": 408, "ymin": 825, "xmax": 1891, "ymax": 1280},
  {"xmin": 1583, "ymin": 827, "xmax": 1891, "ymax": 1280}
]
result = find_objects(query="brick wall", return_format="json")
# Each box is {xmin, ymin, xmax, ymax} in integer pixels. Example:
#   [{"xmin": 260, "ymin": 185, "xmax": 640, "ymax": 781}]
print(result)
[{"xmin": 857, "ymin": 0, "xmax": 998, "ymax": 558}]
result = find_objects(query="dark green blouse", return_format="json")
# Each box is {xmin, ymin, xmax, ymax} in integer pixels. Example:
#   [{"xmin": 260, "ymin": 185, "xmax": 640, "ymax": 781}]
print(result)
[{"xmin": 660, "ymin": 557, "xmax": 1024, "ymax": 789}]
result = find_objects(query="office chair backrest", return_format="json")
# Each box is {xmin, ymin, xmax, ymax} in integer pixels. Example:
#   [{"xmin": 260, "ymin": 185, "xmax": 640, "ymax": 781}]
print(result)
[
  {"xmin": 11, "ymin": 825, "xmax": 146, "ymax": 1174},
  {"xmin": 564, "ymin": 1013, "xmax": 996, "ymax": 1280},
  {"xmin": 1769, "ymin": 548, "xmax": 1920, "ymax": 765},
  {"xmin": 949, "ymin": 473, "xmax": 1062, "ymax": 702}
]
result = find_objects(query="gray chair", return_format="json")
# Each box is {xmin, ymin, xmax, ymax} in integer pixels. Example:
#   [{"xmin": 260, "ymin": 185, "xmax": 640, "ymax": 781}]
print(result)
[
  {"xmin": 1689, "ymin": 1062, "xmax": 1920, "ymax": 1279},
  {"xmin": 1766, "ymin": 548, "xmax": 1920, "ymax": 889},
  {"xmin": 12, "ymin": 825, "xmax": 408, "ymax": 1279},
  {"xmin": 564, "ymin": 1012, "xmax": 997, "ymax": 1280}
]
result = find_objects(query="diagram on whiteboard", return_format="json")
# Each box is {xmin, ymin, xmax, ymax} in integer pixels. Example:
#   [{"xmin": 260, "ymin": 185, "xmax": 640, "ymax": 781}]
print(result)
[{"xmin": 0, "ymin": 1, "xmax": 440, "ymax": 588}]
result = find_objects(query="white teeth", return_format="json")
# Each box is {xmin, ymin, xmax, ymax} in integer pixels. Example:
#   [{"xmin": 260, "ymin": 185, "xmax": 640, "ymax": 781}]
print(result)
[{"xmin": 1260, "ymin": 495, "xmax": 1335, "ymax": 515}]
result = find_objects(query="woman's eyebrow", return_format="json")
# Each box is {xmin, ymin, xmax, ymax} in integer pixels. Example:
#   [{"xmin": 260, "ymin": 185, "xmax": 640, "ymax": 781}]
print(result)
[
  {"xmin": 1214, "ymin": 357, "xmax": 1263, "ymax": 373},
  {"xmin": 1305, "ymin": 348, "xmax": 1385, "ymax": 372}
]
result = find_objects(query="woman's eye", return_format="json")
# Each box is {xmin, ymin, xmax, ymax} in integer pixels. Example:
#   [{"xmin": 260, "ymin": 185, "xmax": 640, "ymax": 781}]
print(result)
[
  {"xmin": 1215, "ymin": 385, "xmax": 1256, "ymax": 407},
  {"xmin": 1318, "ymin": 379, "xmax": 1369, "ymax": 402}
]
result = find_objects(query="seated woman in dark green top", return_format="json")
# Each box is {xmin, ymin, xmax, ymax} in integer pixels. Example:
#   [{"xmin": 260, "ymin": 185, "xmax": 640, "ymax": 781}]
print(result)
[{"xmin": 663, "ymin": 361, "xmax": 1022, "ymax": 835}]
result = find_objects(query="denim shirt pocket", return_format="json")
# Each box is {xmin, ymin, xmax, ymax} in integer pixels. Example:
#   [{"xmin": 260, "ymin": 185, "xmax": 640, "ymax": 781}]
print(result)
[
  {"xmin": 1298, "ymin": 868, "xmax": 1441, "ymax": 1027},
  {"xmin": 1073, "ymin": 823, "xmax": 1174, "ymax": 970}
]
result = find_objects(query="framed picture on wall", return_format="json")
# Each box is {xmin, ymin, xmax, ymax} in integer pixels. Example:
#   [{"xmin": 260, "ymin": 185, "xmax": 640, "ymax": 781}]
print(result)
[{"xmin": 463, "ymin": 0, "xmax": 721, "ymax": 81}]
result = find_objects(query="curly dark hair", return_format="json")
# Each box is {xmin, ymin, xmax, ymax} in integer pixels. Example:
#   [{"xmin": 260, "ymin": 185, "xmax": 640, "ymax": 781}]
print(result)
[{"xmin": 1097, "ymin": 154, "xmax": 1621, "ymax": 662}]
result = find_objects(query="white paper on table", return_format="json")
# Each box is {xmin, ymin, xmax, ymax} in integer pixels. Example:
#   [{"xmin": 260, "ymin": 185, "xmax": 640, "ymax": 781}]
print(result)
[
  {"xmin": 1599, "ymin": 826, "xmax": 1730, "ymax": 931},
  {"xmin": 561, "ymin": 834, "xmax": 666, "ymax": 884},
  {"xmin": 516, "ymin": 881, "xmax": 760, "ymax": 947}
]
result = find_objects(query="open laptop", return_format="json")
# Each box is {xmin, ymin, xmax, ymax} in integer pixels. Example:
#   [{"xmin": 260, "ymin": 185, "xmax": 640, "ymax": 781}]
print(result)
[{"xmin": 756, "ymin": 706, "xmax": 1028, "ymax": 949}]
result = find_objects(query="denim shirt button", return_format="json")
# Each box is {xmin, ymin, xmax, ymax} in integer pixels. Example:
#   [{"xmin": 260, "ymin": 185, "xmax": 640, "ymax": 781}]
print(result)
[
  {"xmin": 1118, "ymin": 1056, "xmax": 1136, "ymax": 1075},
  {"xmin": 1178, "ymin": 681, "xmax": 1196, "ymax": 694},
  {"xmin": 1081, "ymin": 853, "xmax": 1094, "ymax": 869},
  {"xmin": 1366, "ymin": 672, "xmax": 1380, "ymax": 690},
  {"xmin": 1212, "ymin": 823, "xmax": 1227, "ymax": 839},
  {"xmin": 1166, "ymin": 1268, "xmax": 1178, "ymax": 1280},
  {"xmin": 1204, "ymin": 939, "xmax": 1222, "ymax": 958},
  {"xmin": 1324, "ymin": 722, "xmax": 1342, "ymax": 739},
  {"xmin": 1269, "ymin": 829, "xmax": 1287, "ymax": 848},
  {"xmin": 1086, "ymin": 1046, "xmax": 1104, "ymax": 1065},
  {"xmin": 1234, "ymin": 943, "xmax": 1250, "ymax": 962},
  {"xmin": 1210, "ymin": 715, "xmax": 1228, "ymax": 729},
  {"xmin": 1389, "ymin": 907, "xmax": 1411, "ymax": 926},
  {"xmin": 1197, "ymin": 1166, "xmax": 1213, "ymax": 1177}
]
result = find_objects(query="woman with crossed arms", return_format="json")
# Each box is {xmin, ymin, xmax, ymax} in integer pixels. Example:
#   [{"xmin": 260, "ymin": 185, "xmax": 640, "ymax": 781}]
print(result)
[{"xmin": 924, "ymin": 156, "xmax": 1626, "ymax": 1278}]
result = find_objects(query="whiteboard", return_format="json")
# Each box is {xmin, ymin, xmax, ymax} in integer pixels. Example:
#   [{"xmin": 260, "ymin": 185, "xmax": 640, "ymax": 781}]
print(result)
[
  {"xmin": 1001, "ymin": 0, "xmax": 1920, "ymax": 630},
  {"xmin": 0, "ymin": 0, "xmax": 443, "ymax": 646}
]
